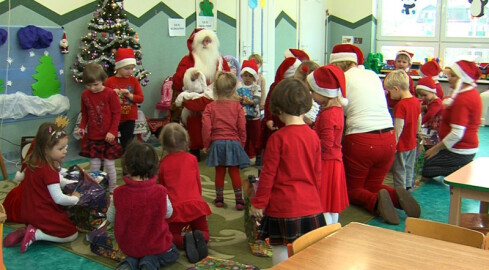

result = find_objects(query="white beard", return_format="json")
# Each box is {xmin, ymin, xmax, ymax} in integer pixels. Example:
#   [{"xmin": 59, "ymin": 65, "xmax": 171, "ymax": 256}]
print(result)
[{"xmin": 193, "ymin": 43, "xmax": 220, "ymax": 84}]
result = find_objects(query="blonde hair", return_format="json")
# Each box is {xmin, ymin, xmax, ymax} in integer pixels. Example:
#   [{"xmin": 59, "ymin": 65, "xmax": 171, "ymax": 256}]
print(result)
[
  {"xmin": 383, "ymin": 70, "xmax": 409, "ymax": 91},
  {"xmin": 249, "ymin": 54, "xmax": 263, "ymax": 66},
  {"xmin": 331, "ymin": 60, "xmax": 356, "ymax": 72},
  {"xmin": 213, "ymin": 71, "xmax": 238, "ymax": 99},
  {"xmin": 159, "ymin": 123, "xmax": 189, "ymax": 153},
  {"xmin": 294, "ymin": 61, "xmax": 319, "ymax": 82}
]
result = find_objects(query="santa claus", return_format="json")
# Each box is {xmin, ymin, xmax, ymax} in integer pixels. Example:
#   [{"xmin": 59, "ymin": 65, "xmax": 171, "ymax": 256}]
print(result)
[{"xmin": 170, "ymin": 28, "xmax": 230, "ymax": 123}]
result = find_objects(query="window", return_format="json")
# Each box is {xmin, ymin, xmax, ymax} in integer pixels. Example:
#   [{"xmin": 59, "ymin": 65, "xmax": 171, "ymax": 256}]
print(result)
[{"xmin": 377, "ymin": 0, "xmax": 489, "ymax": 67}]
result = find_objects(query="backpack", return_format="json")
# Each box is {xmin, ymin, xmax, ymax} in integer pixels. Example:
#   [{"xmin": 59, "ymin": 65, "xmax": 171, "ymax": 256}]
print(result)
[{"xmin": 156, "ymin": 76, "xmax": 173, "ymax": 111}]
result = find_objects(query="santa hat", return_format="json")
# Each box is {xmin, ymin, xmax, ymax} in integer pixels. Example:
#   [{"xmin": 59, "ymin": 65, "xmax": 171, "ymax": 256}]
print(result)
[
  {"xmin": 284, "ymin": 48, "xmax": 310, "ymax": 61},
  {"xmin": 444, "ymin": 60, "xmax": 481, "ymax": 106},
  {"xmin": 240, "ymin": 59, "xmax": 258, "ymax": 80},
  {"xmin": 330, "ymin": 44, "xmax": 364, "ymax": 65},
  {"xmin": 274, "ymin": 57, "xmax": 301, "ymax": 82},
  {"xmin": 307, "ymin": 64, "xmax": 348, "ymax": 107},
  {"xmin": 416, "ymin": 77, "xmax": 437, "ymax": 93},
  {"xmin": 420, "ymin": 59, "xmax": 441, "ymax": 77},
  {"xmin": 115, "ymin": 48, "xmax": 136, "ymax": 70},
  {"xmin": 396, "ymin": 50, "xmax": 414, "ymax": 63},
  {"xmin": 17, "ymin": 25, "xmax": 53, "ymax": 49},
  {"xmin": 187, "ymin": 28, "xmax": 219, "ymax": 52}
]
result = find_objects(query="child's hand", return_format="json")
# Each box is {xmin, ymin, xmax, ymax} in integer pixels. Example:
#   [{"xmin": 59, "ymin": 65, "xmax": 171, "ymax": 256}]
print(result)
[
  {"xmin": 243, "ymin": 97, "xmax": 253, "ymax": 105},
  {"xmin": 191, "ymin": 70, "xmax": 200, "ymax": 81},
  {"xmin": 260, "ymin": 104, "xmax": 265, "ymax": 110},
  {"xmin": 250, "ymin": 205, "xmax": 264, "ymax": 219},
  {"xmin": 120, "ymin": 89, "xmax": 130, "ymax": 96},
  {"xmin": 202, "ymin": 148, "xmax": 208, "ymax": 154},
  {"xmin": 105, "ymin": 132, "xmax": 116, "ymax": 143},
  {"xmin": 266, "ymin": 120, "xmax": 278, "ymax": 131},
  {"xmin": 77, "ymin": 128, "xmax": 85, "ymax": 138},
  {"xmin": 113, "ymin": 88, "xmax": 120, "ymax": 95},
  {"xmin": 72, "ymin": 191, "xmax": 81, "ymax": 199}
]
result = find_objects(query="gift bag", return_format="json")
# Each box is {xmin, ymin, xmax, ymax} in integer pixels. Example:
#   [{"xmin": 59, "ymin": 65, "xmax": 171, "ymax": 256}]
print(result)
[
  {"xmin": 63, "ymin": 165, "xmax": 108, "ymax": 232},
  {"xmin": 87, "ymin": 221, "xmax": 126, "ymax": 262},
  {"xmin": 242, "ymin": 177, "xmax": 272, "ymax": 258}
]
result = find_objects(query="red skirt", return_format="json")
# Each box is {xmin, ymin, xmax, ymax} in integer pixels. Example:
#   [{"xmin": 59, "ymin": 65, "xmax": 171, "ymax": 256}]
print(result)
[
  {"xmin": 4, "ymin": 181, "xmax": 25, "ymax": 223},
  {"xmin": 320, "ymin": 159, "xmax": 349, "ymax": 213},
  {"xmin": 79, "ymin": 139, "xmax": 122, "ymax": 160}
]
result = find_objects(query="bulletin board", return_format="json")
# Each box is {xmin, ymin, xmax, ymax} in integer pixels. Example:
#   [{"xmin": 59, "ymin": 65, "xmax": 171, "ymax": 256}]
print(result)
[{"xmin": 0, "ymin": 26, "xmax": 66, "ymax": 122}]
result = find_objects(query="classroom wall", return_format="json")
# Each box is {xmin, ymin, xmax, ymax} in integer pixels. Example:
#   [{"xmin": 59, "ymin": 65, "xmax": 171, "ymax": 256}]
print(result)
[
  {"xmin": 325, "ymin": 0, "xmax": 376, "ymax": 62},
  {"xmin": 0, "ymin": 0, "xmax": 301, "ymax": 160}
]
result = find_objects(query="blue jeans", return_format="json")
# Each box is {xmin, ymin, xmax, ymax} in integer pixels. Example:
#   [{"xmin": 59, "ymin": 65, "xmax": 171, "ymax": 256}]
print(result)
[{"xmin": 117, "ymin": 244, "xmax": 179, "ymax": 270}]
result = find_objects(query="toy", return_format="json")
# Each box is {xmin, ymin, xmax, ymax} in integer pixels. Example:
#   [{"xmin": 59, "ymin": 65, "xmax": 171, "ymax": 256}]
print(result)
[
  {"xmin": 470, "ymin": 0, "xmax": 489, "ymax": 17},
  {"xmin": 365, "ymin": 53, "xmax": 384, "ymax": 74},
  {"xmin": 402, "ymin": 0, "xmax": 416, "ymax": 15}
]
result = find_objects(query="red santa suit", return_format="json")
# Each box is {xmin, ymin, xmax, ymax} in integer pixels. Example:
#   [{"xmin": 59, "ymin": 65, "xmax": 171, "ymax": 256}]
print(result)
[{"xmin": 171, "ymin": 28, "xmax": 230, "ymax": 122}]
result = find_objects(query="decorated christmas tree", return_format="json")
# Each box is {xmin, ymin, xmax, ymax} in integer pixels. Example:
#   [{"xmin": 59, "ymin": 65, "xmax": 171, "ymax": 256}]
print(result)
[
  {"xmin": 71, "ymin": 0, "xmax": 150, "ymax": 86},
  {"xmin": 32, "ymin": 55, "xmax": 62, "ymax": 98}
]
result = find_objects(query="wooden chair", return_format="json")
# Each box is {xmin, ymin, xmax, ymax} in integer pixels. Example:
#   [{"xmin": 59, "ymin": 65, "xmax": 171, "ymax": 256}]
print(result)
[
  {"xmin": 405, "ymin": 217, "xmax": 485, "ymax": 248},
  {"xmin": 287, "ymin": 223, "xmax": 342, "ymax": 257}
]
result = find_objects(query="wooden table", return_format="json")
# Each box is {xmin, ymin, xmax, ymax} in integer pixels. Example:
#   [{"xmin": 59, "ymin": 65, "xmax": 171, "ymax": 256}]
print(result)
[
  {"xmin": 444, "ymin": 157, "xmax": 489, "ymax": 225},
  {"xmin": 271, "ymin": 222, "xmax": 489, "ymax": 270}
]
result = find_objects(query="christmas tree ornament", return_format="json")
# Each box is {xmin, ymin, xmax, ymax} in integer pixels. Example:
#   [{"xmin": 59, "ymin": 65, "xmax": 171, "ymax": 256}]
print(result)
[{"xmin": 59, "ymin": 29, "xmax": 69, "ymax": 54}]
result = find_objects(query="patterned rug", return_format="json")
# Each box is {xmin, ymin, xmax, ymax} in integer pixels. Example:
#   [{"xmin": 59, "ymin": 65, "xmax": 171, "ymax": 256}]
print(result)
[{"xmin": 0, "ymin": 148, "xmax": 375, "ymax": 270}]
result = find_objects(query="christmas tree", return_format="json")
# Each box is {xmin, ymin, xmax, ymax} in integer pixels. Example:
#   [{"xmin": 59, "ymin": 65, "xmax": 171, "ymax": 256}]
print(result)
[
  {"xmin": 32, "ymin": 55, "xmax": 62, "ymax": 98},
  {"xmin": 71, "ymin": 0, "xmax": 150, "ymax": 86}
]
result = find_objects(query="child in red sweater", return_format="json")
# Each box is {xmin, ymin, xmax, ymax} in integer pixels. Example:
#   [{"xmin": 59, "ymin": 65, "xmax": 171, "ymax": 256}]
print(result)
[
  {"xmin": 417, "ymin": 77, "xmax": 443, "ymax": 147},
  {"xmin": 78, "ymin": 63, "xmax": 122, "ymax": 193},
  {"xmin": 385, "ymin": 70, "xmax": 422, "ymax": 193},
  {"xmin": 250, "ymin": 78, "xmax": 325, "ymax": 265},
  {"xmin": 202, "ymin": 72, "xmax": 250, "ymax": 210},
  {"xmin": 105, "ymin": 48, "xmax": 144, "ymax": 151},
  {"xmin": 386, "ymin": 50, "xmax": 416, "ymax": 108},
  {"xmin": 108, "ymin": 140, "xmax": 178, "ymax": 270},
  {"xmin": 159, "ymin": 123, "xmax": 211, "ymax": 263}
]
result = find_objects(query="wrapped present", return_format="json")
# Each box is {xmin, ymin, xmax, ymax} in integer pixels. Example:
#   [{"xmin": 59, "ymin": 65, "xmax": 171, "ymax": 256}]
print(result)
[
  {"xmin": 63, "ymin": 165, "xmax": 108, "ymax": 232},
  {"xmin": 87, "ymin": 221, "xmax": 126, "ymax": 262},
  {"xmin": 242, "ymin": 177, "xmax": 272, "ymax": 258}
]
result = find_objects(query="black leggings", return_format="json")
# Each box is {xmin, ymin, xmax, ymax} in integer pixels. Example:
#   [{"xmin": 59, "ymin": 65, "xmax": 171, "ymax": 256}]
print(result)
[
  {"xmin": 118, "ymin": 120, "xmax": 136, "ymax": 152},
  {"xmin": 422, "ymin": 149, "xmax": 475, "ymax": 178}
]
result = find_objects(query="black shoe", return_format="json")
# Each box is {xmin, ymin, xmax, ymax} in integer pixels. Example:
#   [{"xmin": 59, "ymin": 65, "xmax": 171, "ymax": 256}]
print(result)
[
  {"xmin": 193, "ymin": 230, "xmax": 208, "ymax": 261},
  {"xmin": 395, "ymin": 187, "xmax": 421, "ymax": 218},
  {"xmin": 377, "ymin": 189, "xmax": 400, "ymax": 225},
  {"xmin": 184, "ymin": 232, "xmax": 199, "ymax": 263}
]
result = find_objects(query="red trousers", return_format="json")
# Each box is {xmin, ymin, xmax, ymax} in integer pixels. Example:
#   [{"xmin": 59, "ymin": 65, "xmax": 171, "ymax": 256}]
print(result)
[
  {"xmin": 169, "ymin": 215, "xmax": 209, "ymax": 249},
  {"xmin": 342, "ymin": 131, "xmax": 399, "ymax": 214},
  {"xmin": 244, "ymin": 119, "xmax": 261, "ymax": 158}
]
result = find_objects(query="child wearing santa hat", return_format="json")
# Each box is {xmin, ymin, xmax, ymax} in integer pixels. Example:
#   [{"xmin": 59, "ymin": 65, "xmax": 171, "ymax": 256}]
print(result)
[
  {"xmin": 262, "ymin": 57, "xmax": 301, "ymax": 149},
  {"xmin": 105, "ymin": 48, "xmax": 144, "ymax": 152},
  {"xmin": 248, "ymin": 54, "xmax": 267, "ymax": 110},
  {"xmin": 306, "ymin": 64, "xmax": 349, "ymax": 225},
  {"xmin": 293, "ymin": 60, "xmax": 321, "ymax": 125},
  {"xmin": 422, "ymin": 59, "xmax": 482, "ymax": 178},
  {"xmin": 284, "ymin": 48, "xmax": 310, "ymax": 62},
  {"xmin": 384, "ymin": 70, "xmax": 422, "ymax": 191},
  {"xmin": 417, "ymin": 76, "xmax": 443, "ymax": 148},
  {"xmin": 238, "ymin": 59, "xmax": 262, "ymax": 164},
  {"xmin": 386, "ymin": 50, "xmax": 416, "ymax": 108},
  {"xmin": 420, "ymin": 59, "xmax": 444, "ymax": 99}
]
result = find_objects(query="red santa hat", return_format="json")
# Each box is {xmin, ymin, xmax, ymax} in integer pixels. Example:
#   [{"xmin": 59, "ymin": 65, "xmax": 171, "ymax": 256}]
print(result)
[
  {"xmin": 284, "ymin": 48, "xmax": 310, "ymax": 61},
  {"xmin": 329, "ymin": 44, "xmax": 364, "ymax": 65},
  {"xmin": 187, "ymin": 28, "xmax": 219, "ymax": 52},
  {"xmin": 416, "ymin": 77, "xmax": 437, "ymax": 93},
  {"xmin": 115, "ymin": 48, "xmax": 136, "ymax": 70},
  {"xmin": 307, "ymin": 64, "xmax": 348, "ymax": 106},
  {"xmin": 420, "ymin": 59, "xmax": 441, "ymax": 77},
  {"xmin": 396, "ymin": 50, "xmax": 414, "ymax": 63},
  {"xmin": 240, "ymin": 59, "xmax": 258, "ymax": 80},
  {"xmin": 274, "ymin": 57, "xmax": 301, "ymax": 82},
  {"xmin": 444, "ymin": 59, "xmax": 481, "ymax": 106}
]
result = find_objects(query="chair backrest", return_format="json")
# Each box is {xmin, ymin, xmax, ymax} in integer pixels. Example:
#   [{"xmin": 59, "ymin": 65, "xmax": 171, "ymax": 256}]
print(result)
[
  {"xmin": 287, "ymin": 223, "xmax": 342, "ymax": 257},
  {"xmin": 405, "ymin": 217, "xmax": 485, "ymax": 248}
]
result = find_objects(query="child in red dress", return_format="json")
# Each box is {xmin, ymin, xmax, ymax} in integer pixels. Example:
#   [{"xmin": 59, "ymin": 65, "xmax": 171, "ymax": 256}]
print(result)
[
  {"xmin": 3, "ymin": 119, "xmax": 80, "ymax": 253},
  {"xmin": 420, "ymin": 59, "xmax": 444, "ymax": 99},
  {"xmin": 202, "ymin": 72, "xmax": 250, "ymax": 210},
  {"xmin": 105, "ymin": 48, "xmax": 144, "ymax": 152},
  {"xmin": 159, "ymin": 123, "xmax": 211, "ymax": 263},
  {"xmin": 417, "ymin": 77, "xmax": 443, "ymax": 148},
  {"xmin": 307, "ymin": 65, "xmax": 350, "ymax": 225},
  {"xmin": 250, "ymin": 78, "xmax": 325, "ymax": 265},
  {"xmin": 77, "ymin": 63, "xmax": 122, "ymax": 193}
]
